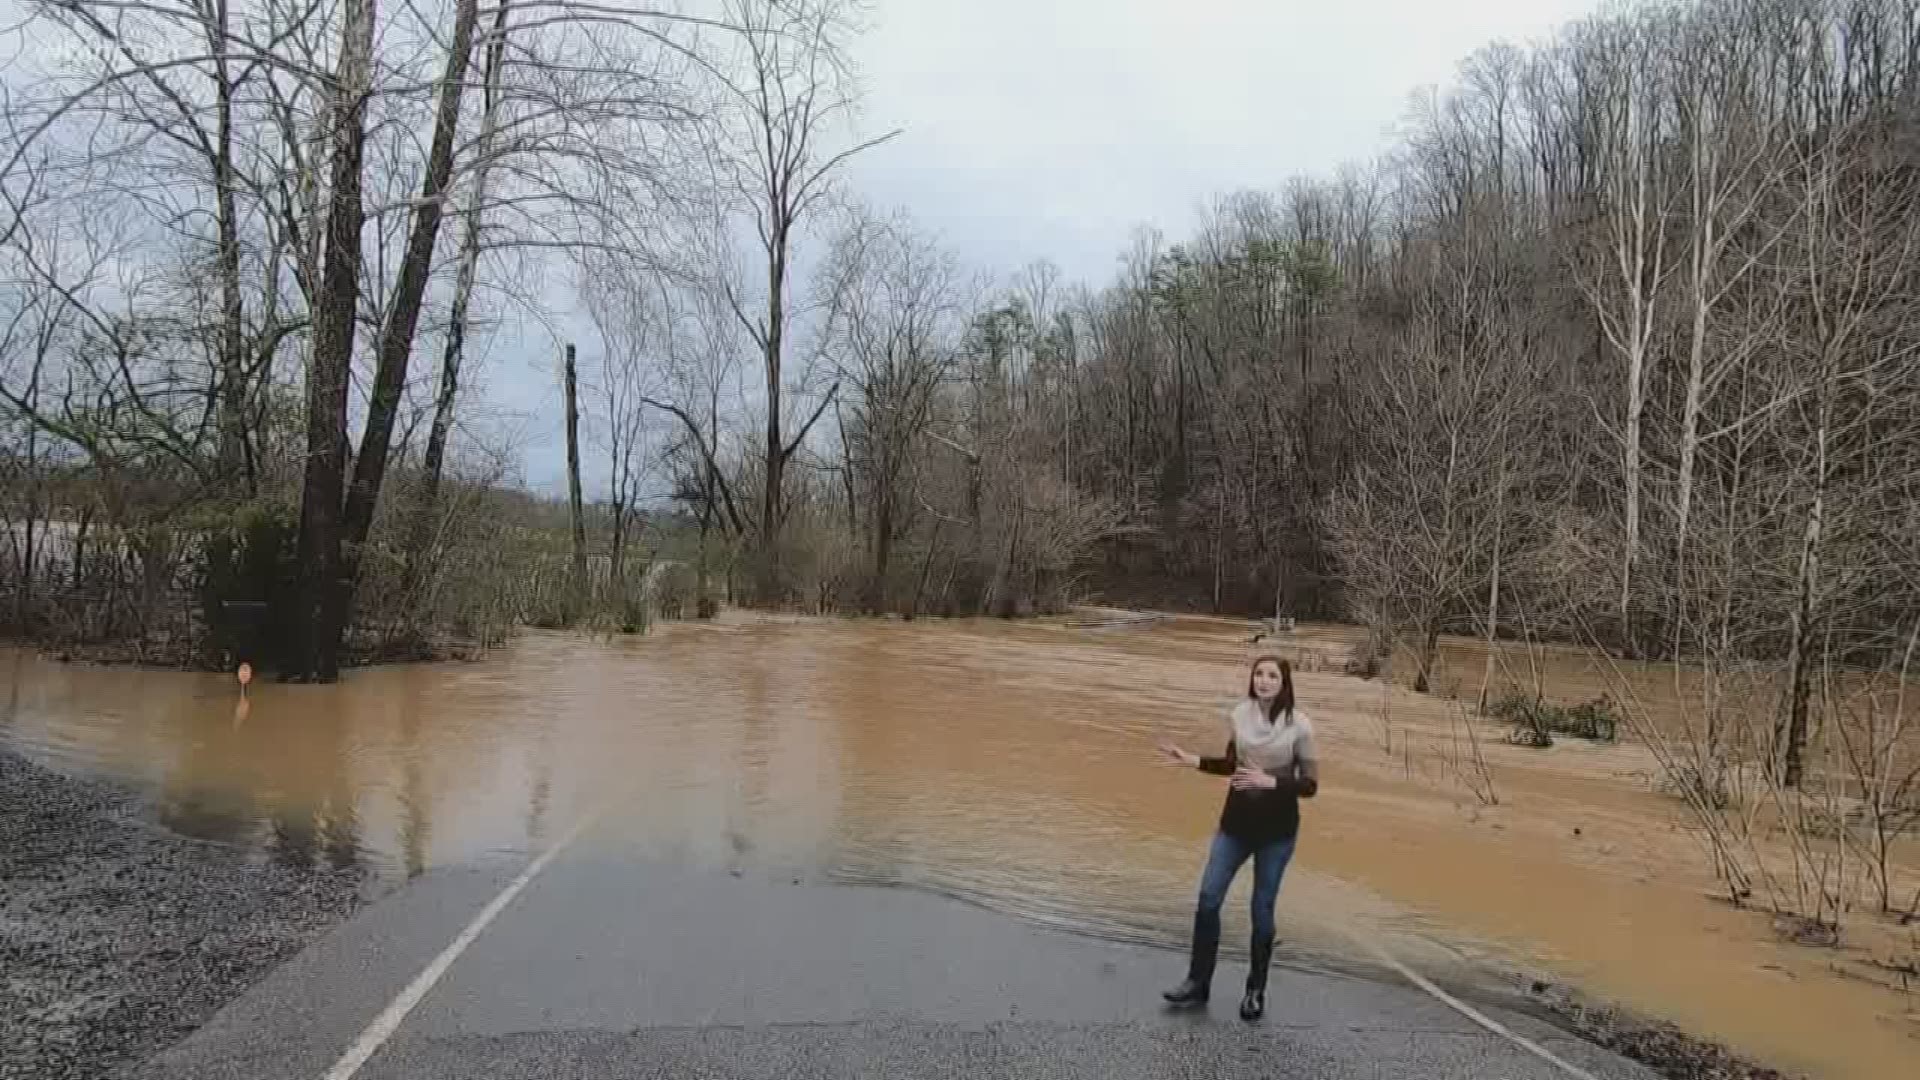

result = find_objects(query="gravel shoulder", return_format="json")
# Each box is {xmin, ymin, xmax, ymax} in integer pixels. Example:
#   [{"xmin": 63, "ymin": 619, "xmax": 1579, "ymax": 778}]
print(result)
[
  {"xmin": 1521, "ymin": 982, "xmax": 1794, "ymax": 1080},
  {"xmin": 1, "ymin": 750, "xmax": 364, "ymax": 1080}
]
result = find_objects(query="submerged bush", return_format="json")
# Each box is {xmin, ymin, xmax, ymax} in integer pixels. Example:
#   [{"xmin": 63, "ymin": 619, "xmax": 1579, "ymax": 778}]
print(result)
[
  {"xmin": 197, "ymin": 502, "xmax": 300, "ymax": 670},
  {"xmin": 1486, "ymin": 691, "xmax": 1620, "ymax": 744}
]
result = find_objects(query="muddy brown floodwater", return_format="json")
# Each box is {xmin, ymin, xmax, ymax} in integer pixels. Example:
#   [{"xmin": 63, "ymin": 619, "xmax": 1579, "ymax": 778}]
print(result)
[{"xmin": 3, "ymin": 614, "xmax": 1917, "ymax": 1080}]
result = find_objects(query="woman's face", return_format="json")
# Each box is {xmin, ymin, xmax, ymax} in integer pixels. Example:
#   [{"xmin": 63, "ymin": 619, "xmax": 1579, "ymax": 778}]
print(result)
[{"xmin": 1250, "ymin": 660, "xmax": 1283, "ymax": 702}]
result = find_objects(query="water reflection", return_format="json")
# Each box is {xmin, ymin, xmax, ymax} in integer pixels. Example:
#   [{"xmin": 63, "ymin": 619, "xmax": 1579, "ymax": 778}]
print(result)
[
  {"xmin": 525, "ymin": 719, "xmax": 550, "ymax": 854},
  {"xmin": 3, "ymin": 650, "xmax": 23, "ymax": 734},
  {"xmin": 143, "ymin": 685, "xmax": 364, "ymax": 872},
  {"xmin": 157, "ymin": 787, "xmax": 259, "ymax": 847},
  {"xmin": 399, "ymin": 679, "xmax": 428, "ymax": 878}
]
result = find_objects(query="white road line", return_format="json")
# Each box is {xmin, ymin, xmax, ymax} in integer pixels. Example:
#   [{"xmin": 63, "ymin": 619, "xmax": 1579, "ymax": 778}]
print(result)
[
  {"xmin": 320, "ymin": 809, "xmax": 602, "ymax": 1080},
  {"xmin": 322, "ymin": 799, "xmax": 1597, "ymax": 1080},
  {"xmin": 1340, "ymin": 929, "xmax": 1604, "ymax": 1080}
]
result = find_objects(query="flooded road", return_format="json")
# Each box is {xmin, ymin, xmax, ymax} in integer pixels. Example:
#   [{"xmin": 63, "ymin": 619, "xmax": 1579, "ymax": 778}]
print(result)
[
  {"xmin": 0, "ymin": 619, "xmax": 1404, "ymax": 962},
  {"xmin": 3, "ymin": 615, "xmax": 1917, "ymax": 1079}
]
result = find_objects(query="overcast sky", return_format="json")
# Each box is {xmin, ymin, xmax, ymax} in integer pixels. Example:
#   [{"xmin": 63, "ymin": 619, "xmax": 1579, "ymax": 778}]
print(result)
[
  {"xmin": 505, "ymin": 0, "xmax": 1607, "ymax": 491},
  {"xmin": 842, "ymin": 0, "xmax": 1601, "ymax": 283}
]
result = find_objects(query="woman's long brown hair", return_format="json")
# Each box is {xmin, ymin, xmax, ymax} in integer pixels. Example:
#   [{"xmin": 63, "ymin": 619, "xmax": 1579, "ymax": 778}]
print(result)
[{"xmin": 1246, "ymin": 654, "xmax": 1295, "ymax": 723}]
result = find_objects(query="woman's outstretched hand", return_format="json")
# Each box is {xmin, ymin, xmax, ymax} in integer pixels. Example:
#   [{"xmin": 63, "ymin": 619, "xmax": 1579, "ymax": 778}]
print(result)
[
  {"xmin": 1158, "ymin": 742, "xmax": 1199, "ymax": 768},
  {"xmin": 1230, "ymin": 764, "xmax": 1278, "ymax": 791}
]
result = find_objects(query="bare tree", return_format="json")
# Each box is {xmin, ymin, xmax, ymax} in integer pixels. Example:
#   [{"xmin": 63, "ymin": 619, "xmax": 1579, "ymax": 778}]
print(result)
[
  {"xmin": 706, "ymin": 0, "xmax": 897, "ymax": 600},
  {"xmin": 1326, "ymin": 223, "xmax": 1546, "ymax": 693},
  {"xmin": 1770, "ymin": 116, "xmax": 1920, "ymax": 786},
  {"xmin": 286, "ymin": 0, "xmax": 376, "ymax": 681},
  {"xmin": 401, "ymin": 0, "xmax": 517, "ymax": 607},
  {"xmin": 817, "ymin": 207, "xmax": 962, "ymax": 612},
  {"xmin": 582, "ymin": 261, "xmax": 668, "ymax": 619},
  {"xmin": 18, "ymin": 0, "xmax": 320, "ymax": 494},
  {"xmin": 334, "ymin": 0, "xmax": 483, "ymax": 610},
  {"xmin": 1667, "ymin": 11, "xmax": 1783, "ymax": 562},
  {"xmin": 1567, "ymin": 14, "xmax": 1679, "ymax": 651}
]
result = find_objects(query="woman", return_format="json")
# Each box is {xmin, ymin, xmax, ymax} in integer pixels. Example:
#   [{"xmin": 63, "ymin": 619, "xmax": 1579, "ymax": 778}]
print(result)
[{"xmin": 1157, "ymin": 654, "xmax": 1318, "ymax": 1020}]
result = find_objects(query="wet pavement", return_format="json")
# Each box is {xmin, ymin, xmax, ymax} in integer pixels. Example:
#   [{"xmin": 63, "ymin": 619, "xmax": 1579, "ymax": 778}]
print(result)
[{"xmin": 130, "ymin": 829, "xmax": 1656, "ymax": 1080}]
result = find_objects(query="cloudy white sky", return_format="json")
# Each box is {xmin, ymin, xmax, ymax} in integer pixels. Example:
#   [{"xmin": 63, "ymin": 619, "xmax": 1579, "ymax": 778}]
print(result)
[
  {"xmin": 519, "ymin": 0, "xmax": 1604, "ymax": 492},
  {"xmin": 842, "ymin": 0, "xmax": 1601, "ymax": 283}
]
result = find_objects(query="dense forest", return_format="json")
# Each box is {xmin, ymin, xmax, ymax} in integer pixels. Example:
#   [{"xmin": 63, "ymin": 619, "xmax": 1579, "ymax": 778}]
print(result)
[{"xmin": 2, "ymin": 0, "xmax": 1917, "ymax": 787}]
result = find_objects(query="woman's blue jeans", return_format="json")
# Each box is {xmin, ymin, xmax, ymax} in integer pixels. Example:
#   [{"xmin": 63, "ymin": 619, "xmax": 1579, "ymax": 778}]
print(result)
[{"xmin": 1186, "ymin": 830, "xmax": 1295, "ymax": 991}]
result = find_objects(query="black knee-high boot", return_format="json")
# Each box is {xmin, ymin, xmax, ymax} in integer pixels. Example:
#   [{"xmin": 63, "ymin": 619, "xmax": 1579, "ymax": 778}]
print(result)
[
  {"xmin": 1240, "ymin": 932, "xmax": 1273, "ymax": 1020},
  {"xmin": 1246, "ymin": 932, "xmax": 1274, "ymax": 991},
  {"xmin": 1187, "ymin": 910, "xmax": 1221, "ymax": 985},
  {"xmin": 1164, "ymin": 909, "xmax": 1220, "ymax": 1005}
]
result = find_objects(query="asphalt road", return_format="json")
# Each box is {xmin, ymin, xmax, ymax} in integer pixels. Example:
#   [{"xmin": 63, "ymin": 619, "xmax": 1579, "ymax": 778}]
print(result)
[{"xmin": 129, "ymin": 838, "xmax": 1658, "ymax": 1080}]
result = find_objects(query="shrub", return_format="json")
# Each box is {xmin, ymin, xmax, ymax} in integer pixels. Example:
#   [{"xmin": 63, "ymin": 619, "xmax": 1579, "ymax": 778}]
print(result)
[
  {"xmin": 1506, "ymin": 725, "xmax": 1554, "ymax": 748},
  {"xmin": 1656, "ymin": 763, "xmax": 1733, "ymax": 810},
  {"xmin": 1486, "ymin": 691, "xmax": 1620, "ymax": 745},
  {"xmin": 197, "ymin": 503, "xmax": 299, "ymax": 670}
]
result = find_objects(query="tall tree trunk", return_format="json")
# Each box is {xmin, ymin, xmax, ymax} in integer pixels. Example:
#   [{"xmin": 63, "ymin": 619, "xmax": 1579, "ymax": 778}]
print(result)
[
  {"xmin": 760, "ymin": 224, "xmax": 789, "ymax": 602},
  {"xmin": 1211, "ymin": 486, "xmax": 1224, "ymax": 614},
  {"xmin": 565, "ymin": 343, "xmax": 586, "ymax": 614},
  {"xmin": 1587, "ymin": 79, "xmax": 1669, "ymax": 658},
  {"xmin": 908, "ymin": 516, "xmax": 943, "ymax": 620},
  {"xmin": 965, "ymin": 451, "xmax": 983, "ymax": 582},
  {"xmin": 695, "ymin": 484, "xmax": 714, "ymax": 619},
  {"xmin": 69, "ymin": 507, "xmax": 91, "ymax": 590},
  {"xmin": 987, "ymin": 504, "xmax": 1023, "ymax": 617},
  {"xmin": 868, "ymin": 485, "xmax": 893, "ymax": 615},
  {"xmin": 1170, "ymin": 339, "xmax": 1187, "ymax": 506},
  {"xmin": 1621, "ymin": 325, "xmax": 1645, "ymax": 649},
  {"xmin": 834, "ymin": 402, "xmax": 858, "ymax": 540},
  {"xmin": 1779, "ymin": 377, "xmax": 1829, "ymax": 789},
  {"xmin": 1780, "ymin": 494, "xmax": 1822, "ymax": 789},
  {"xmin": 1676, "ymin": 187, "xmax": 1713, "ymax": 558},
  {"xmin": 609, "ymin": 488, "xmax": 628, "ymax": 611},
  {"xmin": 209, "ymin": 0, "xmax": 249, "ymax": 493},
  {"xmin": 1272, "ymin": 560, "xmax": 1286, "ymax": 629},
  {"xmin": 338, "ymin": 0, "xmax": 482, "ymax": 597},
  {"xmin": 400, "ymin": 0, "xmax": 513, "ymax": 606},
  {"xmin": 1414, "ymin": 617, "xmax": 1442, "ymax": 695},
  {"xmin": 14, "ymin": 358, "xmax": 44, "ymax": 627},
  {"xmin": 290, "ymin": 0, "xmax": 375, "ymax": 683},
  {"xmin": 610, "ymin": 500, "xmax": 630, "ymax": 624},
  {"xmin": 1478, "ymin": 483, "xmax": 1505, "ymax": 713},
  {"xmin": 17, "ymin": 510, "xmax": 35, "ymax": 627}
]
